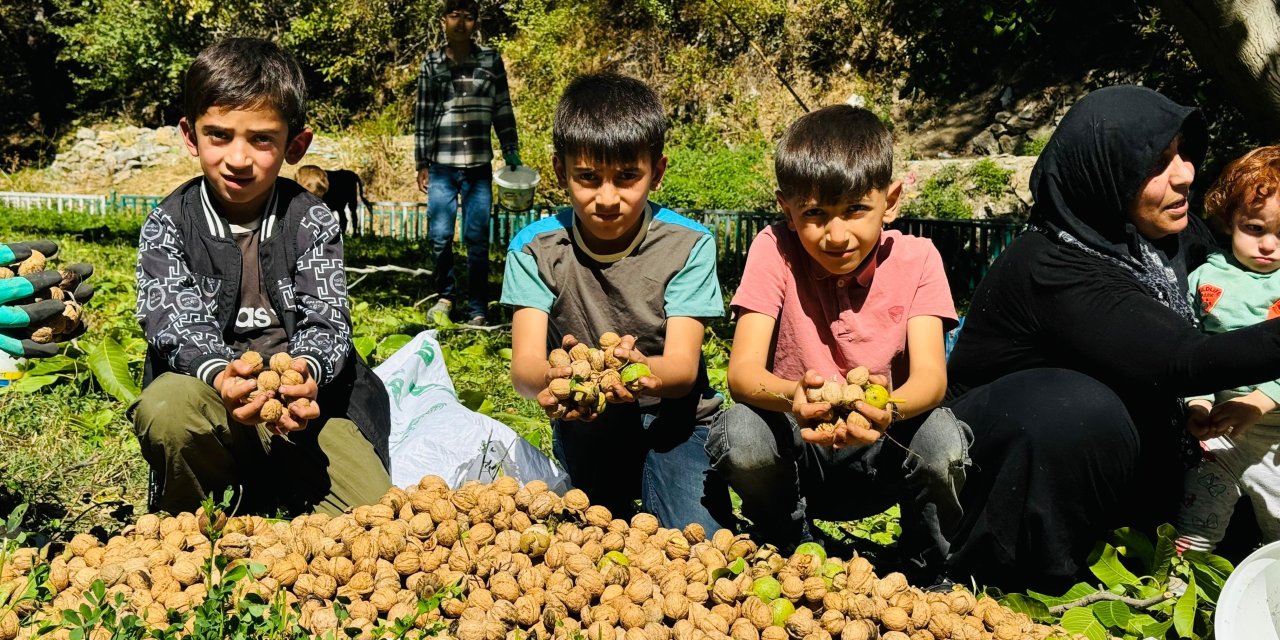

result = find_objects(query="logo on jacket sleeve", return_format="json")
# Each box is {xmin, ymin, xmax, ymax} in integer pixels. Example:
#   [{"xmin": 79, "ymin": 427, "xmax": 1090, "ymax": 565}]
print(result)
[
  {"xmin": 1270, "ymin": 299, "xmax": 1280, "ymax": 320},
  {"xmin": 1197, "ymin": 284, "xmax": 1222, "ymax": 313}
]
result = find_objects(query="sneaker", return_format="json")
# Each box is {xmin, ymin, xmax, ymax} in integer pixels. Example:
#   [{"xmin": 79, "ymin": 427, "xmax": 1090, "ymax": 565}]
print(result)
[
  {"xmin": 468, "ymin": 314, "xmax": 488, "ymax": 326},
  {"xmin": 427, "ymin": 299, "xmax": 452, "ymax": 323}
]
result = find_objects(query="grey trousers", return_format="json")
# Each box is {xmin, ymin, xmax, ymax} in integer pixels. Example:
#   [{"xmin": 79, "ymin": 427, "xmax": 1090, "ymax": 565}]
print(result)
[
  {"xmin": 1178, "ymin": 424, "xmax": 1280, "ymax": 552},
  {"xmin": 706, "ymin": 403, "xmax": 971, "ymax": 571},
  {"xmin": 132, "ymin": 372, "xmax": 391, "ymax": 516}
]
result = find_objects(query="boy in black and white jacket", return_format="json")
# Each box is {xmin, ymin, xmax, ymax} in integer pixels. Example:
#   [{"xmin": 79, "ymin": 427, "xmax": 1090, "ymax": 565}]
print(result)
[{"xmin": 133, "ymin": 38, "xmax": 390, "ymax": 516}]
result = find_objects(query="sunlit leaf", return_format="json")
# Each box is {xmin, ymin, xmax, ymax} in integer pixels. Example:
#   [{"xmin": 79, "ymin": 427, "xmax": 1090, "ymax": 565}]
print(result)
[
  {"xmin": 1060, "ymin": 608, "xmax": 1107, "ymax": 640},
  {"xmin": 1090, "ymin": 599, "xmax": 1132, "ymax": 629},
  {"xmin": 1000, "ymin": 594, "xmax": 1051, "ymax": 622},
  {"xmin": 1088, "ymin": 542, "xmax": 1139, "ymax": 589},
  {"xmin": 1028, "ymin": 582, "xmax": 1098, "ymax": 608},
  {"xmin": 85, "ymin": 338, "xmax": 140, "ymax": 403},
  {"xmin": 1111, "ymin": 527, "xmax": 1155, "ymax": 571},
  {"xmin": 1173, "ymin": 573, "xmax": 1197, "ymax": 638}
]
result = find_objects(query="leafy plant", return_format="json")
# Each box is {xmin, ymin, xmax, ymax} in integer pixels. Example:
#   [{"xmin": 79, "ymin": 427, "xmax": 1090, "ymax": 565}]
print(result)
[
  {"xmin": 1000, "ymin": 524, "xmax": 1228, "ymax": 640},
  {"xmin": 903, "ymin": 166, "xmax": 971, "ymax": 219},
  {"xmin": 968, "ymin": 159, "xmax": 1013, "ymax": 198}
]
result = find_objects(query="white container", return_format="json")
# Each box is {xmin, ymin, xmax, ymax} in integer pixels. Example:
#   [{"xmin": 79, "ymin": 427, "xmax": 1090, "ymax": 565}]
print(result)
[
  {"xmin": 1216, "ymin": 539, "xmax": 1280, "ymax": 639},
  {"xmin": 0, "ymin": 351, "xmax": 22, "ymax": 389},
  {"xmin": 494, "ymin": 165, "xmax": 540, "ymax": 212}
]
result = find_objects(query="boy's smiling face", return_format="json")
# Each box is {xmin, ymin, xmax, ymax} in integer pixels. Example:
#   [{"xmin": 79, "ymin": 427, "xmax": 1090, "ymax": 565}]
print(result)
[
  {"xmin": 180, "ymin": 105, "xmax": 311, "ymax": 222},
  {"xmin": 554, "ymin": 151, "xmax": 668, "ymax": 253},
  {"xmin": 779, "ymin": 181, "xmax": 902, "ymax": 275}
]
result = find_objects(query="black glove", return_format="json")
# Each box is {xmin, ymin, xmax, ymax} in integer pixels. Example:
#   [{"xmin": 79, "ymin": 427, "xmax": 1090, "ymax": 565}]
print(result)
[{"xmin": 0, "ymin": 240, "xmax": 94, "ymax": 358}]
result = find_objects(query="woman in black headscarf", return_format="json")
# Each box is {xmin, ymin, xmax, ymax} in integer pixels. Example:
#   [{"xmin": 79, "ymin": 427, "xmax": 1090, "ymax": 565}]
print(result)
[{"xmin": 943, "ymin": 85, "xmax": 1280, "ymax": 591}]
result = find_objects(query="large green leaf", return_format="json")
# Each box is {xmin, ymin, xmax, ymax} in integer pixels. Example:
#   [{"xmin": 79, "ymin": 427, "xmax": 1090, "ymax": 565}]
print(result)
[
  {"xmin": 1090, "ymin": 600, "xmax": 1132, "ymax": 629},
  {"xmin": 1111, "ymin": 527, "xmax": 1155, "ymax": 571},
  {"xmin": 1000, "ymin": 594, "xmax": 1051, "ymax": 622},
  {"xmin": 353, "ymin": 335, "xmax": 377, "ymax": 360},
  {"xmin": 1182, "ymin": 550, "xmax": 1232, "ymax": 604},
  {"xmin": 6, "ymin": 374, "xmax": 63, "ymax": 394},
  {"xmin": 1173, "ymin": 573, "xmax": 1197, "ymax": 638},
  {"xmin": 1151, "ymin": 523, "xmax": 1180, "ymax": 582},
  {"xmin": 1088, "ymin": 542, "xmax": 1140, "ymax": 589},
  {"xmin": 1029, "ymin": 582, "xmax": 1098, "ymax": 608},
  {"xmin": 1060, "ymin": 608, "xmax": 1108, "ymax": 640},
  {"xmin": 85, "ymin": 338, "xmax": 140, "ymax": 404},
  {"xmin": 375, "ymin": 334, "xmax": 413, "ymax": 361},
  {"xmin": 22, "ymin": 354, "xmax": 77, "ymax": 377}
]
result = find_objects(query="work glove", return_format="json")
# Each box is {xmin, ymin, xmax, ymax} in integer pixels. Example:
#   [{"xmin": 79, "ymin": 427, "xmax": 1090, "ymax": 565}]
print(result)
[
  {"xmin": 0, "ymin": 240, "xmax": 94, "ymax": 358},
  {"xmin": 503, "ymin": 152, "xmax": 522, "ymax": 168}
]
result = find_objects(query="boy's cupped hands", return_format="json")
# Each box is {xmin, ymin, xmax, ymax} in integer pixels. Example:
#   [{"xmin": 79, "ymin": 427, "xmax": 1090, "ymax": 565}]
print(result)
[
  {"xmin": 792, "ymin": 369, "xmax": 895, "ymax": 449},
  {"xmin": 537, "ymin": 333, "xmax": 661, "ymax": 422},
  {"xmin": 215, "ymin": 356, "xmax": 321, "ymax": 434}
]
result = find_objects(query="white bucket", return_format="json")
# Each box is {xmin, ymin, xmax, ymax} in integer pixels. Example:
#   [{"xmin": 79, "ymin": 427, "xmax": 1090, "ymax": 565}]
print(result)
[
  {"xmin": 1216, "ymin": 540, "xmax": 1280, "ymax": 639},
  {"xmin": 0, "ymin": 351, "xmax": 22, "ymax": 389},
  {"xmin": 494, "ymin": 165, "xmax": 540, "ymax": 212}
]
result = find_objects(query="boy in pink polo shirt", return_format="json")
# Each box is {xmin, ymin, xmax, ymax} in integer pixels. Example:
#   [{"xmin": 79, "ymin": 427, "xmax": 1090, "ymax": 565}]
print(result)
[{"xmin": 706, "ymin": 105, "xmax": 969, "ymax": 580}]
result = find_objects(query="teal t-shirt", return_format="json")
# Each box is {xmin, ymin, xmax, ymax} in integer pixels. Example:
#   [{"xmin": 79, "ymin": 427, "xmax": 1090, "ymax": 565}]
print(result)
[
  {"xmin": 500, "ymin": 204, "xmax": 724, "ymax": 420},
  {"xmin": 1188, "ymin": 251, "xmax": 1280, "ymax": 419}
]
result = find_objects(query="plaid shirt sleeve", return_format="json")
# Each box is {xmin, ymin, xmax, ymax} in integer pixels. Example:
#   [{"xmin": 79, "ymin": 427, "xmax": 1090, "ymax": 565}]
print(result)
[
  {"xmin": 490, "ymin": 52, "xmax": 519, "ymax": 156},
  {"xmin": 414, "ymin": 53, "xmax": 439, "ymax": 171}
]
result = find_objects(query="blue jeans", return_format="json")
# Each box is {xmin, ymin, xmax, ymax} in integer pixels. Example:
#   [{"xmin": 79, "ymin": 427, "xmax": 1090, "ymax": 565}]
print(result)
[
  {"xmin": 427, "ymin": 164, "xmax": 492, "ymax": 319},
  {"xmin": 706, "ymin": 404, "xmax": 971, "ymax": 574},
  {"xmin": 553, "ymin": 404, "xmax": 734, "ymax": 534}
]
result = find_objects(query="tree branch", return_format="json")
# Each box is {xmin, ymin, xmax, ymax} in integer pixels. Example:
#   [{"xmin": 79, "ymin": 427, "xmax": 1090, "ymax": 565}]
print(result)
[{"xmin": 1047, "ymin": 590, "xmax": 1173, "ymax": 615}]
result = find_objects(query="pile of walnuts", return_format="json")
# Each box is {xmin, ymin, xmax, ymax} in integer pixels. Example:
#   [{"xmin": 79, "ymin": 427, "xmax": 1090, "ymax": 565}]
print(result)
[
  {"xmin": 546, "ymin": 332, "xmax": 651, "ymax": 418},
  {"xmin": 1, "ymin": 477, "xmax": 1082, "ymax": 640},
  {"xmin": 0, "ymin": 250, "xmax": 85, "ymax": 345},
  {"xmin": 803, "ymin": 367, "xmax": 901, "ymax": 434}
]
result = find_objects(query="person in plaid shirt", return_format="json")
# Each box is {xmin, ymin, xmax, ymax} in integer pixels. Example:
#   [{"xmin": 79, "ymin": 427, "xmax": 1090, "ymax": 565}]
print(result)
[{"xmin": 415, "ymin": 0, "xmax": 520, "ymax": 325}]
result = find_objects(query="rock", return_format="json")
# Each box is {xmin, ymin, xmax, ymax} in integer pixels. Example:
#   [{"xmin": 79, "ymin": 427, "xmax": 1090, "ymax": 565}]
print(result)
[
  {"xmin": 969, "ymin": 130, "xmax": 999, "ymax": 156},
  {"xmin": 998, "ymin": 86, "xmax": 1013, "ymax": 110},
  {"xmin": 997, "ymin": 135, "xmax": 1020, "ymax": 155},
  {"xmin": 75, "ymin": 128, "xmax": 96, "ymax": 141},
  {"xmin": 994, "ymin": 111, "xmax": 1013, "ymax": 124},
  {"xmin": 846, "ymin": 94, "xmax": 867, "ymax": 108}
]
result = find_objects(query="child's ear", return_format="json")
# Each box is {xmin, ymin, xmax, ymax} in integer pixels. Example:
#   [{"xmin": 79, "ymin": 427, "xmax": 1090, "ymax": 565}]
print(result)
[
  {"xmin": 179, "ymin": 117, "xmax": 199, "ymax": 157},
  {"xmin": 776, "ymin": 191, "xmax": 797, "ymax": 231},
  {"xmin": 553, "ymin": 154, "xmax": 568, "ymax": 189},
  {"xmin": 650, "ymin": 155, "xmax": 669, "ymax": 190},
  {"xmin": 284, "ymin": 128, "xmax": 314, "ymax": 165},
  {"xmin": 881, "ymin": 180, "xmax": 904, "ymax": 226}
]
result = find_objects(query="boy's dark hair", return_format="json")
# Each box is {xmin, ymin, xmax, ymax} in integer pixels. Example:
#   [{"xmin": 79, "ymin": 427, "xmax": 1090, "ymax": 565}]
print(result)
[
  {"xmin": 183, "ymin": 38, "xmax": 308, "ymax": 139},
  {"xmin": 553, "ymin": 73, "xmax": 667, "ymax": 167},
  {"xmin": 775, "ymin": 105, "xmax": 893, "ymax": 204},
  {"xmin": 443, "ymin": 0, "xmax": 480, "ymax": 16}
]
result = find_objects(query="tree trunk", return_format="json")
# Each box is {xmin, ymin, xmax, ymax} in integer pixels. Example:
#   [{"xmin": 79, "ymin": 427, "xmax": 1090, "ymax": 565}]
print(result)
[{"xmin": 1158, "ymin": 0, "xmax": 1280, "ymax": 140}]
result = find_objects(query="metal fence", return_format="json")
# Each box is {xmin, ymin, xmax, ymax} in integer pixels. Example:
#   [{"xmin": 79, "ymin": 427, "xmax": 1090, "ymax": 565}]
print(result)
[{"xmin": 0, "ymin": 191, "xmax": 1024, "ymax": 300}]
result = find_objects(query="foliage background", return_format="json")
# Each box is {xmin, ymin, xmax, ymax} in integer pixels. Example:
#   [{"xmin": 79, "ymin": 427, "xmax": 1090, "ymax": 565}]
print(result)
[{"xmin": 0, "ymin": 0, "xmax": 1263, "ymax": 211}]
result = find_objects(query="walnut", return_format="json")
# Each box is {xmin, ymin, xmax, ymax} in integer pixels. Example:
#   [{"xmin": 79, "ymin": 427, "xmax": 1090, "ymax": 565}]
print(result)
[
  {"xmin": 802, "ymin": 577, "xmax": 826, "ymax": 603},
  {"xmin": 563, "ymin": 488, "xmax": 591, "ymax": 512},
  {"xmin": 712, "ymin": 578, "xmax": 739, "ymax": 605},
  {"xmin": 784, "ymin": 610, "xmax": 815, "ymax": 639},
  {"xmin": 663, "ymin": 592, "xmax": 690, "ymax": 621},
  {"xmin": 240, "ymin": 351, "xmax": 264, "ymax": 374},
  {"xmin": 873, "ymin": 573, "xmax": 908, "ymax": 600},
  {"xmin": 741, "ymin": 596, "xmax": 772, "ymax": 630},
  {"xmin": 731, "ymin": 619, "xmax": 761, "ymax": 640},
  {"xmin": 880, "ymin": 607, "xmax": 909, "ymax": 632},
  {"xmin": 585, "ymin": 505, "xmax": 613, "ymax": 528},
  {"xmin": 839, "ymin": 620, "xmax": 875, "ymax": 640},
  {"xmin": 630, "ymin": 513, "xmax": 660, "ymax": 536},
  {"xmin": 260, "ymin": 398, "xmax": 284, "ymax": 422},
  {"xmin": 665, "ymin": 534, "xmax": 691, "ymax": 560}
]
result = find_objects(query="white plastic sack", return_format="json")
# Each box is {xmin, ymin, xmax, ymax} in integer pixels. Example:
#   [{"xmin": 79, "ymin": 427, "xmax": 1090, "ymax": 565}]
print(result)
[{"xmin": 374, "ymin": 330, "xmax": 570, "ymax": 493}]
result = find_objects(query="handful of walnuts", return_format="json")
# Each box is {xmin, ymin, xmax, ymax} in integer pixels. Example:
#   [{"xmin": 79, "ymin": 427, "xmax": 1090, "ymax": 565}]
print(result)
[
  {"xmin": 803, "ymin": 366, "xmax": 904, "ymax": 434},
  {"xmin": 0, "ymin": 249, "xmax": 91, "ymax": 344},
  {"xmin": 235, "ymin": 351, "xmax": 312, "ymax": 429},
  {"xmin": 545, "ymin": 332, "xmax": 653, "ymax": 419}
]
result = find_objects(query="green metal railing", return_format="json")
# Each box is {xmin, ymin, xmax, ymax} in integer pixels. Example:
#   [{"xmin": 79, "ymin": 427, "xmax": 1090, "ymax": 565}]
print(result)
[{"xmin": 5, "ymin": 191, "xmax": 1024, "ymax": 300}]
